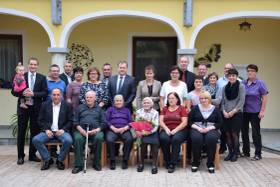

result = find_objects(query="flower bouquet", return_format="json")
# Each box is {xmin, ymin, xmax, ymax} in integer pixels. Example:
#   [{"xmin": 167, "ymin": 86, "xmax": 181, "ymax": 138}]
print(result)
[{"xmin": 130, "ymin": 117, "xmax": 155, "ymax": 147}]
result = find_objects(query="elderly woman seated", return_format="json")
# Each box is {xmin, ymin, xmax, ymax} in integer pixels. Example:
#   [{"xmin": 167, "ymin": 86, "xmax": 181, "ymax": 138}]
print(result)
[
  {"xmin": 189, "ymin": 91, "xmax": 222, "ymax": 173},
  {"xmin": 106, "ymin": 94, "xmax": 133, "ymax": 170},
  {"xmin": 132, "ymin": 97, "xmax": 159, "ymax": 174}
]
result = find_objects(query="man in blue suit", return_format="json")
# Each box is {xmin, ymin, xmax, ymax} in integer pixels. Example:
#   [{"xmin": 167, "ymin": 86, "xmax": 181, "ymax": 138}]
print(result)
[{"xmin": 108, "ymin": 61, "xmax": 136, "ymax": 113}]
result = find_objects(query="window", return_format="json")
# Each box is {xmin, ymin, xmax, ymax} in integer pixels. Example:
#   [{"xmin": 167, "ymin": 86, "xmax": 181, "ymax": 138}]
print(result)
[
  {"xmin": 0, "ymin": 34, "xmax": 22, "ymax": 89},
  {"xmin": 132, "ymin": 37, "xmax": 177, "ymax": 83}
]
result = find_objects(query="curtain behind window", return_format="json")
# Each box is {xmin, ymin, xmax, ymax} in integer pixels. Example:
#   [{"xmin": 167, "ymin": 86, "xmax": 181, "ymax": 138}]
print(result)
[{"xmin": 0, "ymin": 35, "xmax": 22, "ymax": 88}]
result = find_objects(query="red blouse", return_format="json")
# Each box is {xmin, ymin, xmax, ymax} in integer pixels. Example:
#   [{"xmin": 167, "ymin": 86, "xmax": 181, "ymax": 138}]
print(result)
[{"xmin": 160, "ymin": 105, "xmax": 188, "ymax": 130}]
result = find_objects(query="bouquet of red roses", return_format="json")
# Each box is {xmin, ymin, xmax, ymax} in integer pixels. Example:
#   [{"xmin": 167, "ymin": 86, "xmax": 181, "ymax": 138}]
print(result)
[{"xmin": 130, "ymin": 117, "xmax": 155, "ymax": 147}]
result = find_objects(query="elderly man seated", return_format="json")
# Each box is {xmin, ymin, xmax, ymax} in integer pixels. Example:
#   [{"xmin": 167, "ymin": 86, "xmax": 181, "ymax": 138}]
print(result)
[
  {"xmin": 72, "ymin": 90, "xmax": 106, "ymax": 174},
  {"xmin": 32, "ymin": 88, "xmax": 73, "ymax": 170}
]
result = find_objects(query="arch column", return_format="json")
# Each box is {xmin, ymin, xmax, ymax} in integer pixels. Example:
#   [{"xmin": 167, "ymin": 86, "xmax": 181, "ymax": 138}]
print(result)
[
  {"xmin": 177, "ymin": 48, "xmax": 197, "ymax": 72},
  {"xmin": 48, "ymin": 47, "xmax": 69, "ymax": 73}
]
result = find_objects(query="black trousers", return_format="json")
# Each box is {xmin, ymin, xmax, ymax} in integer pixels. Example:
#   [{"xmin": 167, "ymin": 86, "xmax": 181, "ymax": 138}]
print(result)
[
  {"xmin": 17, "ymin": 107, "xmax": 40, "ymax": 159},
  {"xmin": 106, "ymin": 130, "xmax": 133, "ymax": 161},
  {"xmin": 191, "ymin": 129, "xmax": 220, "ymax": 168},
  {"xmin": 159, "ymin": 129, "xmax": 187, "ymax": 166},
  {"xmin": 219, "ymin": 112, "xmax": 227, "ymax": 152},
  {"xmin": 242, "ymin": 112, "xmax": 262, "ymax": 156}
]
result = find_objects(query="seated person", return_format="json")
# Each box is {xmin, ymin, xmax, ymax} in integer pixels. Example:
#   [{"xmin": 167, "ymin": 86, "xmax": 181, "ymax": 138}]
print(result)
[
  {"xmin": 189, "ymin": 91, "xmax": 222, "ymax": 173},
  {"xmin": 106, "ymin": 94, "xmax": 133, "ymax": 170},
  {"xmin": 159, "ymin": 92, "xmax": 188, "ymax": 173},
  {"xmin": 32, "ymin": 88, "xmax": 73, "ymax": 170},
  {"xmin": 133, "ymin": 97, "xmax": 159, "ymax": 174},
  {"xmin": 72, "ymin": 90, "xmax": 106, "ymax": 174}
]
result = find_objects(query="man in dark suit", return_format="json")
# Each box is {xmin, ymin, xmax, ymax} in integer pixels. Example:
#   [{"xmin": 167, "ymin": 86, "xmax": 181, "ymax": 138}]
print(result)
[
  {"xmin": 11, "ymin": 57, "xmax": 48, "ymax": 165},
  {"xmin": 108, "ymin": 60, "xmax": 136, "ymax": 113},
  {"xmin": 59, "ymin": 61, "xmax": 74, "ymax": 86},
  {"xmin": 32, "ymin": 88, "xmax": 73, "ymax": 170},
  {"xmin": 197, "ymin": 63, "xmax": 209, "ymax": 85},
  {"xmin": 178, "ymin": 55, "xmax": 196, "ymax": 92}
]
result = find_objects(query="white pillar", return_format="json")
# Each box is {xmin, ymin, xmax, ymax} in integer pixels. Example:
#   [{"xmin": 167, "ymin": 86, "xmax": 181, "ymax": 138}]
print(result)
[
  {"xmin": 48, "ymin": 47, "xmax": 69, "ymax": 73},
  {"xmin": 177, "ymin": 48, "xmax": 197, "ymax": 72},
  {"xmin": 51, "ymin": 53, "xmax": 66, "ymax": 73}
]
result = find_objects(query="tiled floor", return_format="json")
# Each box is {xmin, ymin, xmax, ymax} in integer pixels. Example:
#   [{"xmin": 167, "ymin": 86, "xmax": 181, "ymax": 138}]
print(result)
[{"xmin": 0, "ymin": 145, "xmax": 280, "ymax": 187}]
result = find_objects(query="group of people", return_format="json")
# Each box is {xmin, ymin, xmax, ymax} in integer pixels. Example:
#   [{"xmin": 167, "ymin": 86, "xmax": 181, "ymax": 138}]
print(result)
[{"xmin": 11, "ymin": 55, "xmax": 268, "ymax": 175}]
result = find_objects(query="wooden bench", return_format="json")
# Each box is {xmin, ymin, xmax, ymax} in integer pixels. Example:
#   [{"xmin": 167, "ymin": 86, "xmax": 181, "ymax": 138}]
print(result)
[
  {"xmin": 44, "ymin": 141, "xmax": 70, "ymax": 169},
  {"xmin": 158, "ymin": 142, "xmax": 220, "ymax": 169}
]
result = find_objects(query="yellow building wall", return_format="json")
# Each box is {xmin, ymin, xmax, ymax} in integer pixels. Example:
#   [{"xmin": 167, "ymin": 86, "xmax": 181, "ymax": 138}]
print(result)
[
  {"xmin": 0, "ymin": 14, "xmax": 51, "ymax": 125},
  {"xmin": 68, "ymin": 17, "xmax": 174, "ymax": 74},
  {"xmin": 1, "ymin": 0, "xmax": 280, "ymax": 47},
  {"xmin": 195, "ymin": 18, "xmax": 280, "ymax": 129}
]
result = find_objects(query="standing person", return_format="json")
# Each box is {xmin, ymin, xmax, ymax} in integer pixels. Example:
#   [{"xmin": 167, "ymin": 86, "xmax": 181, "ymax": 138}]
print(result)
[
  {"xmin": 241, "ymin": 64, "xmax": 268, "ymax": 161},
  {"xmin": 79, "ymin": 67, "xmax": 109, "ymax": 109},
  {"xmin": 217, "ymin": 63, "xmax": 235, "ymax": 89},
  {"xmin": 136, "ymin": 65, "xmax": 161, "ymax": 111},
  {"xmin": 59, "ymin": 61, "xmax": 74, "ymax": 86},
  {"xmin": 46, "ymin": 64, "xmax": 66, "ymax": 100},
  {"xmin": 221, "ymin": 69, "xmax": 245, "ymax": 162},
  {"xmin": 216, "ymin": 63, "xmax": 235, "ymax": 154},
  {"xmin": 101, "ymin": 63, "xmax": 112, "ymax": 86},
  {"xmin": 108, "ymin": 60, "xmax": 136, "ymax": 113},
  {"xmin": 186, "ymin": 75, "xmax": 204, "ymax": 110},
  {"xmin": 159, "ymin": 92, "xmax": 188, "ymax": 173},
  {"xmin": 203, "ymin": 72, "xmax": 222, "ymax": 107},
  {"xmin": 66, "ymin": 66, "xmax": 84, "ymax": 110},
  {"xmin": 32, "ymin": 88, "xmax": 73, "ymax": 170},
  {"xmin": 197, "ymin": 64, "xmax": 209, "ymax": 85},
  {"xmin": 72, "ymin": 91, "xmax": 106, "ymax": 174},
  {"xmin": 160, "ymin": 66, "xmax": 188, "ymax": 110},
  {"xmin": 178, "ymin": 55, "xmax": 196, "ymax": 92},
  {"xmin": 11, "ymin": 57, "xmax": 48, "ymax": 165}
]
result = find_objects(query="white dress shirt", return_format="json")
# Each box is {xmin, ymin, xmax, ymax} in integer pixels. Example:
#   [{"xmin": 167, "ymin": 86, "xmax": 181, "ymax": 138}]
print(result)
[{"xmin": 51, "ymin": 102, "xmax": 61, "ymax": 132}]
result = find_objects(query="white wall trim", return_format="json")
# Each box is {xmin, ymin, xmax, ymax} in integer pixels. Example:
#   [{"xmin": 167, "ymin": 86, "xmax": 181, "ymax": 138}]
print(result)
[
  {"xmin": 0, "ymin": 30, "xmax": 27, "ymax": 67},
  {"xmin": 189, "ymin": 11, "xmax": 280, "ymax": 48},
  {"xmin": 59, "ymin": 10, "xmax": 186, "ymax": 49},
  {"xmin": 0, "ymin": 8, "xmax": 56, "ymax": 47},
  {"xmin": 127, "ymin": 32, "xmax": 176, "ymax": 75}
]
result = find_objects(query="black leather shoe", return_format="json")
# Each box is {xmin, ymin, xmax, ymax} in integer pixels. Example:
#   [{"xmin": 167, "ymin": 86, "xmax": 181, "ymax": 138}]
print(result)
[
  {"xmin": 151, "ymin": 165, "xmax": 158, "ymax": 174},
  {"xmin": 191, "ymin": 166, "xmax": 198, "ymax": 172},
  {"xmin": 121, "ymin": 160, "xmax": 128, "ymax": 169},
  {"xmin": 231, "ymin": 154, "xmax": 238, "ymax": 162},
  {"xmin": 41, "ymin": 159, "xmax": 54, "ymax": 170},
  {"xmin": 167, "ymin": 164, "xmax": 175, "ymax": 173},
  {"xmin": 29, "ymin": 156, "xmax": 41, "ymax": 162},
  {"xmin": 224, "ymin": 153, "xmax": 232, "ymax": 161},
  {"xmin": 56, "ymin": 160, "xmax": 65, "ymax": 170},
  {"xmin": 208, "ymin": 167, "xmax": 215, "ymax": 174},
  {"xmin": 17, "ymin": 158, "xmax": 24, "ymax": 165},
  {"xmin": 240, "ymin": 152, "xmax": 250, "ymax": 157},
  {"xmin": 109, "ymin": 160, "xmax": 116, "ymax": 170},
  {"xmin": 72, "ymin": 167, "xmax": 83, "ymax": 174},
  {"xmin": 137, "ymin": 164, "xmax": 144, "ymax": 172},
  {"xmin": 93, "ymin": 164, "xmax": 102, "ymax": 171}
]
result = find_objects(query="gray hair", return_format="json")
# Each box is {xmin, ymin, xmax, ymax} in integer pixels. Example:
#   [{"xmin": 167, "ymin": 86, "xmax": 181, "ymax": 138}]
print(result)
[
  {"xmin": 142, "ymin": 97, "xmax": 154, "ymax": 107},
  {"xmin": 114, "ymin": 94, "xmax": 124, "ymax": 102},
  {"xmin": 85, "ymin": 90, "xmax": 96, "ymax": 97}
]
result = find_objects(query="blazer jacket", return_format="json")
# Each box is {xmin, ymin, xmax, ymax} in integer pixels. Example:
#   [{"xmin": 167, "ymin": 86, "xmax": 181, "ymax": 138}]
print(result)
[
  {"xmin": 108, "ymin": 74, "xmax": 136, "ymax": 111},
  {"xmin": 59, "ymin": 73, "xmax": 74, "ymax": 86},
  {"xmin": 37, "ymin": 100, "xmax": 73, "ymax": 132},
  {"xmin": 136, "ymin": 80, "xmax": 161, "ymax": 110}
]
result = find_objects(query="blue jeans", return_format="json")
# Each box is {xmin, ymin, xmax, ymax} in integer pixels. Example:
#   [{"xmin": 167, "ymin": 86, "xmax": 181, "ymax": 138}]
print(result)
[{"xmin": 32, "ymin": 132, "xmax": 73, "ymax": 162}]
